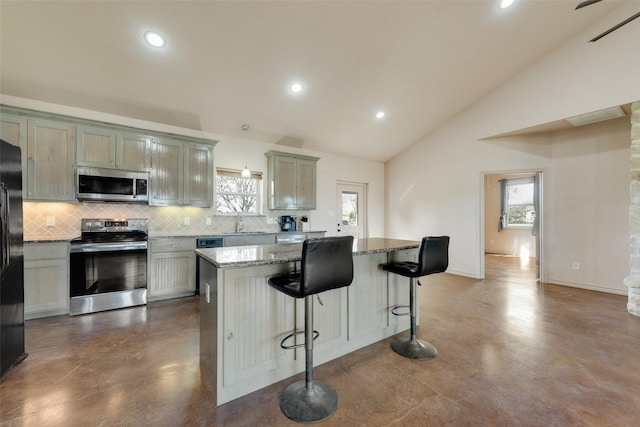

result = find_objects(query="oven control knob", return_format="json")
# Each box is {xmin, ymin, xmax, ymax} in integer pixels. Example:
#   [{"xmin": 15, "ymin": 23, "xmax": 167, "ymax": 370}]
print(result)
[{"xmin": 85, "ymin": 221, "xmax": 93, "ymax": 228}]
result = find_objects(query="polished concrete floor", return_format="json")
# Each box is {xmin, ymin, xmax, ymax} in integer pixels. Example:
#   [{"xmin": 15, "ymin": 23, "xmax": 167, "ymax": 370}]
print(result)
[{"xmin": 2, "ymin": 255, "xmax": 640, "ymax": 426}]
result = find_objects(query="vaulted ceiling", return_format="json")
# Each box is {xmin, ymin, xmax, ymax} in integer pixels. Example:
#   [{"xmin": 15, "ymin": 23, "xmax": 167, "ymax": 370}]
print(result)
[{"xmin": 0, "ymin": 1, "xmax": 629, "ymax": 161}]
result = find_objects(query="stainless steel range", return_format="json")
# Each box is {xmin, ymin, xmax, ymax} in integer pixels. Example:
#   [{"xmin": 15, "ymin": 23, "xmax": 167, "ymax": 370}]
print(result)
[{"xmin": 69, "ymin": 218, "xmax": 148, "ymax": 316}]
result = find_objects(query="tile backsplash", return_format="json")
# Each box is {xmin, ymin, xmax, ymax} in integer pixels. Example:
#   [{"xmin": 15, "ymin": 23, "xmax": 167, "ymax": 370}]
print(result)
[{"xmin": 23, "ymin": 202, "xmax": 309, "ymax": 239}]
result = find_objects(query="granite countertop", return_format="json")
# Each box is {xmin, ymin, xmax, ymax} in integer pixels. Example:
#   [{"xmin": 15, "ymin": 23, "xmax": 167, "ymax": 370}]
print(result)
[
  {"xmin": 148, "ymin": 231, "xmax": 326, "ymax": 239},
  {"xmin": 195, "ymin": 237, "xmax": 419, "ymax": 269}
]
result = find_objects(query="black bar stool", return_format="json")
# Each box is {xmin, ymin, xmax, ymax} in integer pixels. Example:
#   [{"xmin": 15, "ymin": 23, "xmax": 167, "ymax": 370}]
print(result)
[
  {"xmin": 268, "ymin": 235, "xmax": 354, "ymax": 423},
  {"xmin": 382, "ymin": 236, "xmax": 449, "ymax": 360}
]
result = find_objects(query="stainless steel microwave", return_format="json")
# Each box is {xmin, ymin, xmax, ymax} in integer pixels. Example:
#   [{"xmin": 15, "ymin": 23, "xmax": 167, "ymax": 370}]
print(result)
[{"xmin": 77, "ymin": 167, "xmax": 149, "ymax": 203}]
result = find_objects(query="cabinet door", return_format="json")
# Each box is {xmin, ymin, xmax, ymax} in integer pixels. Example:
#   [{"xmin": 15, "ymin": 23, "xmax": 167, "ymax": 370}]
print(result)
[
  {"xmin": 0, "ymin": 114, "xmax": 28, "ymax": 194},
  {"xmin": 184, "ymin": 143, "xmax": 213, "ymax": 207},
  {"xmin": 272, "ymin": 155, "xmax": 296, "ymax": 209},
  {"xmin": 221, "ymin": 265, "xmax": 295, "ymax": 387},
  {"xmin": 148, "ymin": 251, "xmax": 195, "ymax": 299},
  {"xmin": 295, "ymin": 158, "xmax": 317, "ymax": 209},
  {"xmin": 24, "ymin": 243, "xmax": 69, "ymax": 319},
  {"xmin": 348, "ymin": 253, "xmax": 388, "ymax": 341},
  {"xmin": 117, "ymin": 132, "xmax": 153, "ymax": 171},
  {"xmin": 0, "ymin": 113, "xmax": 26, "ymax": 148},
  {"xmin": 224, "ymin": 234, "xmax": 276, "ymax": 246},
  {"xmin": 304, "ymin": 287, "xmax": 348, "ymax": 357},
  {"xmin": 26, "ymin": 119, "xmax": 75, "ymax": 201},
  {"xmin": 150, "ymin": 138, "xmax": 184, "ymax": 205},
  {"xmin": 76, "ymin": 125, "xmax": 117, "ymax": 168}
]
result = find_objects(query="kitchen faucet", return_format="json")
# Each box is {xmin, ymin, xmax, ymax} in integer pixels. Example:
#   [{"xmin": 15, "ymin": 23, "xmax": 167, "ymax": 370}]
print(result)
[{"xmin": 236, "ymin": 213, "xmax": 244, "ymax": 232}]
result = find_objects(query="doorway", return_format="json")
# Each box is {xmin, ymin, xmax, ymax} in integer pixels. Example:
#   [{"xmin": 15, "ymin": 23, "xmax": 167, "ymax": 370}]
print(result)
[
  {"xmin": 482, "ymin": 171, "xmax": 543, "ymax": 282},
  {"xmin": 336, "ymin": 181, "xmax": 367, "ymax": 238}
]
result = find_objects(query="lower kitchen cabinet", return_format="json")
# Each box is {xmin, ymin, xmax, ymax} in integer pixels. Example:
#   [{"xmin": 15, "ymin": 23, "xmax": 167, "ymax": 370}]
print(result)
[
  {"xmin": 24, "ymin": 242, "xmax": 70, "ymax": 320},
  {"xmin": 148, "ymin": 237, "xmax": 196, "ymax": 301},
  {"xmin": 223, "ymin": 233, "xmax": 276, "ymax": 247},
  {"xmin": 218, "ymin": 264, "xmax": 295, "ymax": 389}
]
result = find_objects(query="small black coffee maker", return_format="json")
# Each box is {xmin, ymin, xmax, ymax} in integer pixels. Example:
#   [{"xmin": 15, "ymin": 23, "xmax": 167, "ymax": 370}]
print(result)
[{"xmin": 280, "ymin": 215, "xmax": 297, "ymax": 231}]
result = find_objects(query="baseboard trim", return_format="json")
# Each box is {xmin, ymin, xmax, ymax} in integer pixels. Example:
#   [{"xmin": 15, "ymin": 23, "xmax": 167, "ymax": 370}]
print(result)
[{"xmin": 544, "ymin": 279, "xmax": 627, "ymax": 296}]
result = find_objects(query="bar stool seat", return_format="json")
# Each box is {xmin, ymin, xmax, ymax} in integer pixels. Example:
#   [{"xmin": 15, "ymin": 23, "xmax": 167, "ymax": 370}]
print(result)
[
  {"xmin": 268, "ymin": 235, "xmax": 354, "ymax": 423},
  {"xmin": 382, "ymin": 236, "xmax": 449, "ymax": 360}
]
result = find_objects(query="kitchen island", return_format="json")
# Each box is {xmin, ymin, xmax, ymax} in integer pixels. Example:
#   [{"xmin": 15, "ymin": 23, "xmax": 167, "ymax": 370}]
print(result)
[{"xmin": 196, "ymin": 237, "xmax": 419, "ymax": 405}]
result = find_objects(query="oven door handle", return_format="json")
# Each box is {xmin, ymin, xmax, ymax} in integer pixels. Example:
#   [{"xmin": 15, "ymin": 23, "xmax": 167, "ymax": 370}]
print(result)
[{"xmin": 70, "ymin": 241, "xmax": 148, "ymax": 253}]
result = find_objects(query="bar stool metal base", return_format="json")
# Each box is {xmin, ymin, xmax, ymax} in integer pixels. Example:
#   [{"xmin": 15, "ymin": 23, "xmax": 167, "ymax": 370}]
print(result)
[
  {"xmin": 391, "ymin": 336, "xmax": 437, "ymax": 360},
  {"xmin": 280, "ymin": 379, "xmax": 339, "ymax": 423}
]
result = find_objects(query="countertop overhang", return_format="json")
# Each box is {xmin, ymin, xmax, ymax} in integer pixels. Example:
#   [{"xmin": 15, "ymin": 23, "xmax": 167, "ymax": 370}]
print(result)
[{"xmin": 195, "ymin": 237, "xmax": 419, "ymax": 269}]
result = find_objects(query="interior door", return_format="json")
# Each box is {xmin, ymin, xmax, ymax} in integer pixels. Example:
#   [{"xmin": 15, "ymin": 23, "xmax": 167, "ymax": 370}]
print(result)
[{"xmin": 336, "ymin": 182, "xmax": 366, "ymax": 238}]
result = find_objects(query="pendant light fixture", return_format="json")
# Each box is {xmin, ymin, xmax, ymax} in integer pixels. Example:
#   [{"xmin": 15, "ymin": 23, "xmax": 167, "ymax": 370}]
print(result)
[{"xmin": 241, "ymin": 124, "xmax": 251, "ymax": 178}]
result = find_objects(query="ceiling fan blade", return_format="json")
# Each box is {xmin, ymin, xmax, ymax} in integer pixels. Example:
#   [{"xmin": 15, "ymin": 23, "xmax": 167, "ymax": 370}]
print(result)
[
  {"xmin": 576, "ymin": 0, "xmax": 603, "ymax": 10},
  {"xmin": 589, "ymin": 11, "xmax": 640, "ymax": 42}
]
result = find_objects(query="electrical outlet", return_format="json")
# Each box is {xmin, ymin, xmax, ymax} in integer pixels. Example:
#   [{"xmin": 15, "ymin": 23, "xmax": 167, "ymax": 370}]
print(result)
[
  {"xmin": 572, "ymin": 261, "xmax": 580, "ymax": 270},
  {"xmin": 206, "ymin": 216, "xmax": 212, "ymax": 226},
  {"xmin": 183, "ymin": 217, "xmax": 191, "ymax": 226},
  {"xmin": 267, "ymin": 217, "xmax": 275, "ymax": 225},
  {"xmin": 46, "ymin": 216, "xmax": 56, "ymax": 227}
]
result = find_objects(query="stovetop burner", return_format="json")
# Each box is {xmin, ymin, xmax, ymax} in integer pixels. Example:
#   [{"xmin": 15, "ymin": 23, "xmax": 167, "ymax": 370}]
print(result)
[
  {"xmin": 73, "ymin": 218, "xmax": 149, "ymax": 243},
  {"xmin": 73, "ymin": 232, "xmax": 148, "ymax": 244}
]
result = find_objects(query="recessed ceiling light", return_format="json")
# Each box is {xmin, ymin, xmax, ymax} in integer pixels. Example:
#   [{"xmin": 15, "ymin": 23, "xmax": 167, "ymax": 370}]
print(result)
[
  {"xmin": 289, "ymin": 82, "xmax": 303, "ymax": 93},
  {"xmin": 500, "ymin": 0, "xmax": 515, "ymax": 9},
  {"xmin": 375, "ymin": 111, "xmax": 386, "ymax": 119},
  {"xmin": 144, "ymin": 31, "xmax": 166, "ymax": 48}
]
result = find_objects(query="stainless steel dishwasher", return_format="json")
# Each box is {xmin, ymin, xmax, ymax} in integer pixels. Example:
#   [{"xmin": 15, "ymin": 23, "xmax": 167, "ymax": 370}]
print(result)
[{"xmin": 195, "ymin": 237, "xmax": 224, "ymax": 294}]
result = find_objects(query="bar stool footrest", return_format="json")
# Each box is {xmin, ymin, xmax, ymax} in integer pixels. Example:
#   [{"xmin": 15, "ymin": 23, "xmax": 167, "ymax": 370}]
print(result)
[
  {"xmin": 390, "ymin": 305, "xmax": 410, "ymax": 316},
  {"xmin": 391, "ymin": 336, "xmax": 437, "ymax": 360},
  {"xmin": 280, "ymin": 329, "xmax": 320, "ymax": 350},
  {"xmin": 280, "ymin": 379, "xmax": 339, "ymax": 423}
]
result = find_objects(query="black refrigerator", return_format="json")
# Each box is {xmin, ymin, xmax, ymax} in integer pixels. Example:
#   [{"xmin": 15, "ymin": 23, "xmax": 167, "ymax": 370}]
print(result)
[{"xmin": 0, "ymin": 138, "xmax": 27, "ymax": 381}]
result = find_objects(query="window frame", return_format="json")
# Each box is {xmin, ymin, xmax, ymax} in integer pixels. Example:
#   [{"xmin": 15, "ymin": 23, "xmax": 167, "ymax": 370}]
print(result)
[
  {"xmin": 504, "ymin": 177, "xmax": 535, "ymax": 229},
  {"xmin": 215, "ymin": 167, "xmax": 263, "ymax": 216}
]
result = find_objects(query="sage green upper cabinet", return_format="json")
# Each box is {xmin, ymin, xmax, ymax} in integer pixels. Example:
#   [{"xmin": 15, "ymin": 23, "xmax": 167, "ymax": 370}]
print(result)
[
  {"xmin": 26, "ymin": 118, "xmax": 75, "ymax": 201},
  {"xmin": 1, "ymin": 107, "xmax": 215, "ymax": 205},
  {"xmin": 118, "ymin": 132, "xmax": 153, "ymax": 171},
  {"xmin": 76, "ymin": 125, "xmax": 117, "ymax": 168},
  {"xmin": 150, "ymin": 138, "xmax": 184, "ymax": 205},
  {"xmin": 0, "ymin": 113, "xmax": 27, "ymax": 192},
  {"xmin": 184, "ymin": 142, "xmax": 213, "ymax": 207},
  {"xmin": 77, "ymin": 125, "xmax": 152, "ymax": 172},
  {"xmin": 150, "ymin": 138, "xmax": 214, "ymax": 207},
  {"xmin": 0, "ymin": 113, "xmax": 26, "ymax": 148},
  {"xmin": 265, "ymin": 150, "xmax": 319, "ymax": 210}
]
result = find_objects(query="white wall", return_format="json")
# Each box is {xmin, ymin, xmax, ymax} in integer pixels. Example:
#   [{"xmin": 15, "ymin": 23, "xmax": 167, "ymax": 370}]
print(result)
[
  {"xmin": 385, "ymin": 3, "xmax": 639, "ymax": 292},
  {"xmin": 213, "ymin": 135, "xmax": 385, "ymax": 237},
  {"xmin": 546, "ymin": 117, "xmax": 630, "ymax": 294}
]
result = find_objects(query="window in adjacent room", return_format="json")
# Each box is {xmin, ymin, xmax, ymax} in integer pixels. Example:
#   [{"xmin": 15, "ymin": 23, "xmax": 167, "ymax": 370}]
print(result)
[
  {"xmin": 215, "ymin": 168, "xmax": 262, "ymax": 215},
  {"xmin": 502, "ymin": 177, "xmax": 535, "ymax": 228}
]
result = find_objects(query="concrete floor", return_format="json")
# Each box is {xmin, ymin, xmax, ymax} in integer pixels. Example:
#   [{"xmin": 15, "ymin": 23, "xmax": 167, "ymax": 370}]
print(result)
[{"xmin": 2, "ymin": 255, "xmax": 640, "ymax": 426}]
